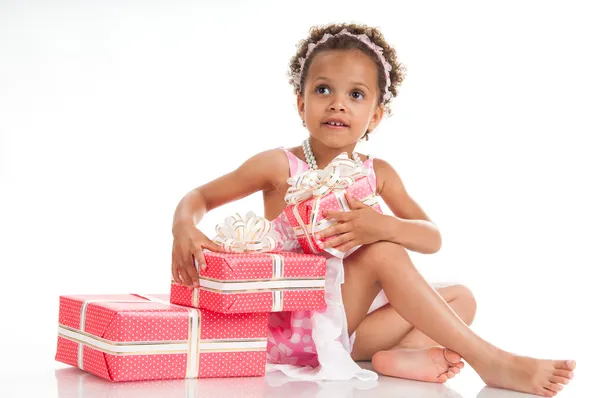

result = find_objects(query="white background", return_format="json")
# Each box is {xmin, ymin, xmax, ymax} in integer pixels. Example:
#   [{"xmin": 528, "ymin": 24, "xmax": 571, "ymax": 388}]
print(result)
[{"xmin": 1, "ymin": 0, "xmax": 598, "ymax": 397}]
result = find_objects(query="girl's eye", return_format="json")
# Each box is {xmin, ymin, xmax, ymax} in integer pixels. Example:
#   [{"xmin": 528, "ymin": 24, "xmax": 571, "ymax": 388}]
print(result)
[
  {"xmin": 351, "ymin": 91, "xmax": 365, "ymax": 100},
  {"xmin": 316, "ymin": 85, "xmax": 330, "ymax": 95}
]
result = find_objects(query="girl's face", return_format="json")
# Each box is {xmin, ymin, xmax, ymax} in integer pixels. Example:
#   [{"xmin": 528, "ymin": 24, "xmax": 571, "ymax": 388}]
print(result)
[{"xmin": 297, "ymin": 49, "xmax": 384, "ymax": 150}]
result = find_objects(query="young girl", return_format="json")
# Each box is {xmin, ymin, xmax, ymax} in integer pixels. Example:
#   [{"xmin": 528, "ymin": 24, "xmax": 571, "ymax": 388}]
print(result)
[{"xmin": 171, "ymin": 23, "xmax": 575, "ymax": 396}]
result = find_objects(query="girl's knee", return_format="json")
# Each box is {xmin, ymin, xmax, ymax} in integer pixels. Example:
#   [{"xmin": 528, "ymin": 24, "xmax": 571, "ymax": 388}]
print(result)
[
  {"xmin": 452, "ymin": 284, "xmax": 477, "ymax": 323},
  {"xmin": 457, "ymin": 285, "xmax": 477, "ymax": 310},
  {"xmin": 437, "ymin": 284, "xmax": 477, "ymax": 324},
  {"xmin": 350, "ymin": 241, "xmax": 409, "ymax": 267}
]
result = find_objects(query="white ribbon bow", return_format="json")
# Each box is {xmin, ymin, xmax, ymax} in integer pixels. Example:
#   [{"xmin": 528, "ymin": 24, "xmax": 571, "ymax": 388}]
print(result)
[
  {"xmin": 212, "ymin": 211, "xmax": 282, "ymax": 253},
  {"xmin": 284, "ymin": 152, "xmax": 368, "ymax": 205}
]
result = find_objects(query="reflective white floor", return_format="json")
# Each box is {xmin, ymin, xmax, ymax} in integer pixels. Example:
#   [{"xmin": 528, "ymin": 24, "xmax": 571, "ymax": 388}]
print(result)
[
  {"xmin": 0, "ymin": 357, "xmax": 591, "ymax": 398},
  {"xmin": 1, "ymin": 277, "xmax": 595, "ymax": 398},
  {"xmin": 1, "ymin": 284, "xmax": 594, "ymax": 397}
]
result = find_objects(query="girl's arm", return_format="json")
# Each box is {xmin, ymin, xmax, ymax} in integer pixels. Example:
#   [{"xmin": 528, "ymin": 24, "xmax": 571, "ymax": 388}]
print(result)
[
  {"xmin": 374, "ymin": 158, "xmax": 442, "ymax": 254},
  {"xmin": 171, "ymin": 148, "xmax": 287, "ymax": 285},
  {"xmin": 172, "ymin": 148, "xmax": 286, "ymax": 231}
]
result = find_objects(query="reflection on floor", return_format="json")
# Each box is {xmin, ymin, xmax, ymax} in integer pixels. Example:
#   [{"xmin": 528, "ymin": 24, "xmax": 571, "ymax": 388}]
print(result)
[{"xmin": 54, "ymin": 362, "xmax": 548, "ymax": 398}]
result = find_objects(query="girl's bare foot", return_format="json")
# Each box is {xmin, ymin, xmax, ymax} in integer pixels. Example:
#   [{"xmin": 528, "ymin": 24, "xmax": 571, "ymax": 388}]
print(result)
[
  {"xmin": 471, "ymin": 350, "xmax": 576, "ymax": 397},
  {"xmin": 371, "ymin": 346, "xmax": 465, "ymax": 383}
]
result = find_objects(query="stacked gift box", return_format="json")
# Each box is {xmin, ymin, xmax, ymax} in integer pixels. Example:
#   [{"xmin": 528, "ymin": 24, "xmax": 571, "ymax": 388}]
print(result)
[
  {"xmin": 55, "ymin": 250, "xmax": 327, "ymax": 382},
  {"xmin": 55, "ymin": 153, "xmax": 381, "ymax": 382}
]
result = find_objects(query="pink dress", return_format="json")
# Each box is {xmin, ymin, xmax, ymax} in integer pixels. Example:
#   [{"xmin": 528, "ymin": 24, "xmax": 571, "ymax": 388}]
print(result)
[{"xmin": 265, "ymin": 147, "xmax": 380, "ymax": 381}]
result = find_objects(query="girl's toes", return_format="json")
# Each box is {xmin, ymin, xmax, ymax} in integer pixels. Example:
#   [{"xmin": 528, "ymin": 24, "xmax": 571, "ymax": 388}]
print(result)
[
  {"xmin": 553, "ymin": 369, "xmax": 574, "ymax": 380},
  {"xmin": 436, "ymin": 373, "xmax": 448, "ymax": 383},
  {"xmin": 450, "ymin": 366, "xmax": 460, "ymax": 374},
  {"xmin": 550, "ymin": 375, "xmax": 569, "ymax": 385},
  {"xmin": 442, "ymin": 348, "xmax": 462, "ymax": 364},
  {"xmin": 446, "ymin": 370, "xmax": 456, "ymax": 379},
  {"xmin": 542, "ymin": 388, "xmax": 557, "ymax": 397},
  {"xmin": 545, "ymin": 382, "xmax": 563, "ymax": 393},
  {"xmin": 553, "ymin": 360, "xmax": 576, "ymax": 370}
]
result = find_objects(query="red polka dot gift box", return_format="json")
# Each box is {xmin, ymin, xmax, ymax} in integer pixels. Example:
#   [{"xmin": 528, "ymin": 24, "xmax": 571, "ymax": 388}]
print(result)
[
  {"xmin": 284, "ymin": 168, "xmax": 382, "ymax": 258},
  {"xmin": 170, "ymin": 251, "xmax": 326, "ymax": 313},
  {"xmin": 55, "ymin": 294, "xmax": 269, "ymax": 382}
]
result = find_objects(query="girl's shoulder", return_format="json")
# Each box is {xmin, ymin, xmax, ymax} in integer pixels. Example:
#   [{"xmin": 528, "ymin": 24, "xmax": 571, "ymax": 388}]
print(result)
[
  {"xmin": 233, "ymin": 148, "xmax": 291, "ymax": 191},
  {"xmin": 370, "ymin": 157, "xmax": 398, "ymax": 197},
  {"xmin": 243, "ymin": 147, "xmax": 290, "ymax": 169},
  {"xmin": 280, "ymin": 146, "xmax": 303, "ymax": 162},
  {"xmin": 370, "ymin": 157, "xmax": 434, "ymax": 223}
]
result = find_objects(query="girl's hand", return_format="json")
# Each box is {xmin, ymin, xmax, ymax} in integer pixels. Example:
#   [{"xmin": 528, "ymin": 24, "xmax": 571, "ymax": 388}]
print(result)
[
  {"xmin": 316, "ymin": 192, "xmax": 387, "ymax": 252},
  {"xmin": 171, "ymin": 223, "xmax": 223, "ymax": 288}
]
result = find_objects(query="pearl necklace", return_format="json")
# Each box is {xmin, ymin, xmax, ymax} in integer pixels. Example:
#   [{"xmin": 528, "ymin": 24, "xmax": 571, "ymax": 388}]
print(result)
[{"xmin": 302, "ymin": 138, "xmax": 362, "ymax": 170}]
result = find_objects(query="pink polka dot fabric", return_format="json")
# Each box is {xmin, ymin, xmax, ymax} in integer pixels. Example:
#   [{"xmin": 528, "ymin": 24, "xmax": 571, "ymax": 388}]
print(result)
[
  {"xmin": 54, "ymin": 294, "xmax": 269, "ymax": 381},
  {"xmin": 266, "ymin": 310, "xmax": 319, "ymax": 367}
]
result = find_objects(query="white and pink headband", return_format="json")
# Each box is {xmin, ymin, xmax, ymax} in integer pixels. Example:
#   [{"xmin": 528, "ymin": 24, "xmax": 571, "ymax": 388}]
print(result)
[{"xmin": 292, "ymin": 28, "xmax": 393, "ymax": 102}]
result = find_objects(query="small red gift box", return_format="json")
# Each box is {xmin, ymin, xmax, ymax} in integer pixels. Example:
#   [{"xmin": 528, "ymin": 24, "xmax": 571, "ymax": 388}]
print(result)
[
  {"xmin": 55, "ymin": 294, "xmax": 269, "ymax": 382},
  {"xmin": 284, "ymin": 175, "xmax": 382, "ymax": 257},
  {"xmin": 170, "ymin": 251, "xmax": 326, "ymax": 313}
]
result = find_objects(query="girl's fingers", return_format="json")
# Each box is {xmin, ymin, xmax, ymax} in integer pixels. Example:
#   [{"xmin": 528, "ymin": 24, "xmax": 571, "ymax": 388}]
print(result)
[
  {"xmin": 325, "ymin": 211, "xmax": 351, "ymax": 222},
  {"xmin": 177, "ymin": 252, "xmax": 193, "ymax": 284},
  {"xmin": 203, "ymin": 238, "xmax": 223, "ymax": 253},
  {"xmin": 172, "ymin": 261, "xmax": 183, "ymax": 284},
  {"xmin": 184, "ymin": 265, "xmax": 199, "ymax": 289},
  {"xmin": 316, "ymin": 227, "xmax": 334, "ymax": 240},
  {"xmin": 173, "ymin": 246, "xmax": 192, "ymax": 286},
  {"xmin": 322, "ymin": 232, "xmax": 353, "ymax": 248},
  {"xmin": 318, "ymin": 222, "xmax": 350, "ymax": 239},
  {"xmin": 188, "ymin": 254, "xmax": 203, "ymax": 287},
  {"xmin": 336, "ymin": 240, "xmax": 358, "ymax": 253},
  {"xmin": 178, "ymin": 265, "xmax": 192, "ymax": 286},
  {"xmin": 346, "ymin": 195, "xmax": 365, "ymax": 209},
  {"xmin": 193, "ymin": 250, "xmax": 207, "ymax": 272},
  {"xmin": 171, "ymin": 246, "xmax": 183, "ymax": 284}
]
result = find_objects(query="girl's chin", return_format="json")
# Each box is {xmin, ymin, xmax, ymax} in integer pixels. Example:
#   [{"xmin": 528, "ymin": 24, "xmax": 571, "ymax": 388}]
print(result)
[{"xmin": 310, "ymin": 134, "xmax": 361, "ymax": 148}]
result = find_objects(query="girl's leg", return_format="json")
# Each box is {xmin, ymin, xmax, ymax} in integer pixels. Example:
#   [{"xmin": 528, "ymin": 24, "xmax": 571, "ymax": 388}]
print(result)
[
  {"xmin": 350, "ymin": 285, "xmax": 477, "ymax": 360},
  {"xmin": 341, "ymin": 241, "xmax": 575, "ymax": 397},
  {"xmin": 349, "ymin": 286, "xmax": 476, "ymax": 383},
  {"xmin": 394, "ymin": 285, "xmax": 477, "ymax": 349},
  {"xmin": 341, "ymin": 246, "xmax": 464, "ymax": 383}
]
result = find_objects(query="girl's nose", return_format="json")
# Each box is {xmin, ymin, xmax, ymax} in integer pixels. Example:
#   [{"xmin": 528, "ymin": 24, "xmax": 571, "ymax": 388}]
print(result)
[
  {"xmin": 329, "ymin": 95, "xmax": 347, "ymax": 112},
  {"xmin": 329, "ymin": 101, "xmax": 346, "ymax": 112}
]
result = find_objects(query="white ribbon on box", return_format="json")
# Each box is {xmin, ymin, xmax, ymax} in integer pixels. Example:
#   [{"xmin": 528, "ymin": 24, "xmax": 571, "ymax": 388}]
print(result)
[
  {"xmin": 212, "ymin": 211, "xmax": 283, "ymax": 253},
  {"xmin": 284, "ymin": 153, "xmax": 378, "ymax": 258},
  {"xmin": 284, "ymin": 153, "xmax": 366, "ymax": 205},
  {"xmin": 57, "ymin": 294, "xmax": 267, "ymax": 379},
  {"xmin": 188, "ymin": 212, "xmax": 324, "ymax": 312}
]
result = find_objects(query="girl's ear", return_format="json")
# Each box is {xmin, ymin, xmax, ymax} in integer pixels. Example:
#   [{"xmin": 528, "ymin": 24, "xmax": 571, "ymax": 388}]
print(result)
[
  {"xmin": 369, "ymin": 103, "xmax": 385, "ymax": 131},
  {"xmin": 297, "ymin": 93, "xmax": 305, "ymax": 120}
]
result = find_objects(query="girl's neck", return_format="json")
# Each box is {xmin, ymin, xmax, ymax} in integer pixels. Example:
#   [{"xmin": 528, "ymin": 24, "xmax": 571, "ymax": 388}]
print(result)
[{"xmin": 308, "ymin": 137, "xmax": 358, "ymax": 169}]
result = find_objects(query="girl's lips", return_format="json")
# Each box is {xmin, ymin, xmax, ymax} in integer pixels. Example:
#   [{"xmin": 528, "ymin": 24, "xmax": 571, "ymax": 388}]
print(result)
[{"xmin": 322, "ymin": 123, "xmax": 349, "ymax": 129}]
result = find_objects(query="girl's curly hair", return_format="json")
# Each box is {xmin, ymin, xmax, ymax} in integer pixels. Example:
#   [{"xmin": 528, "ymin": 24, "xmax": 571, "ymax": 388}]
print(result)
[{"xmin": 288, "ymin": 23, "xmax": 406, "ymax": 141}]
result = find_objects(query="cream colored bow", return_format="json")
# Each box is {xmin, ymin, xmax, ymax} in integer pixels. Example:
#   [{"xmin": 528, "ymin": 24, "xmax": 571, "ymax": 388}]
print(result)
[
  {"xmin": 212, "ymin": 211, "xmax": 282, "ymax": 253},
  {"xmin": 284, "ymin": 152, "xmax": 367, "ymax": 205}
]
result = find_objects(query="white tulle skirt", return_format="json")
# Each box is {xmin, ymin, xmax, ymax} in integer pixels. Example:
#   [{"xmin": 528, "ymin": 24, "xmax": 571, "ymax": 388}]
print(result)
[{"xmin": 266, "ymin": 254, "xmax": 378, "ymax": 381}]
